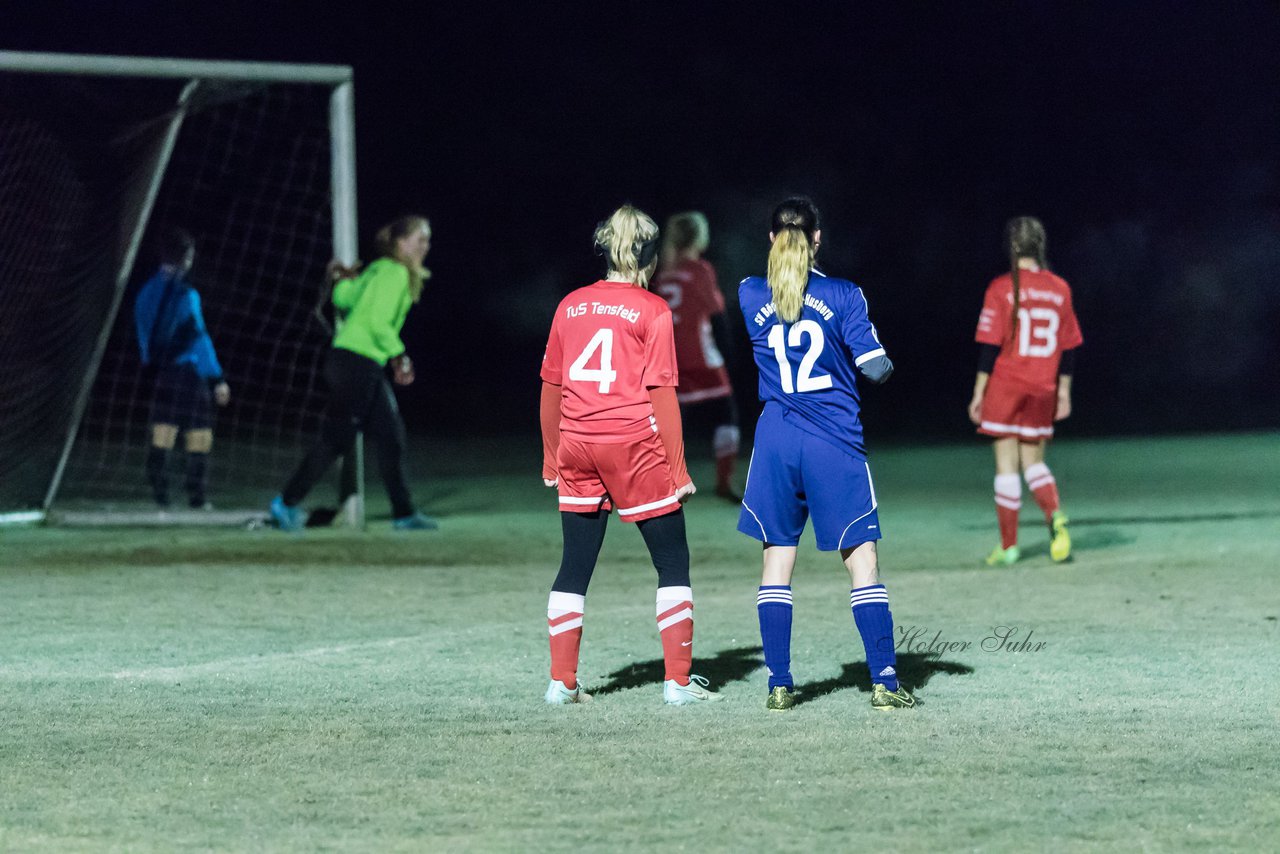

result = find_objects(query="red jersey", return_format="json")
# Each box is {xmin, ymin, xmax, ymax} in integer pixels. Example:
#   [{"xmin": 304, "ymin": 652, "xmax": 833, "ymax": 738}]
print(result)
[
  {"xmin": 541, "ymin": 280, "xmax": 679, "ymax": 444},
  {"xmin": 975, "ymin": 268, "xmax": 1083, "ymax": 392},
  {"xmin": 653, "ymin": 258, "xmax": 732, "ymax": 403}
]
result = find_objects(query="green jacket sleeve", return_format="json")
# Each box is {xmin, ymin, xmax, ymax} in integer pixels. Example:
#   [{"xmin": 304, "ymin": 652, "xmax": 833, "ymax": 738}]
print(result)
[
  {"xmin": 361, "ymin": 263, "xmax": 409, "ymax": 358},
  {"xmin": 332, "ymin": 276, "xmax": 361, "ymax": 312}
]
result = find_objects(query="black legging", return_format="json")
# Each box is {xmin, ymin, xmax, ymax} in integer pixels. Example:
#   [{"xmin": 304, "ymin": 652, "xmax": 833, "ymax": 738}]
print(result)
[
  {"xmin": 282, "ymin": 347, "xmax": 414, "ymax": 518},
  {"xmin": 551, "ymin": 507, "xmax": 690, "ymax": 596}
]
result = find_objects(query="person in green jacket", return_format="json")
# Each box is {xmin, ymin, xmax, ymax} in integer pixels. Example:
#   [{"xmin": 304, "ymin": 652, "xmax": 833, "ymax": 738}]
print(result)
[{"xmin": 271, "ymin": 215, "xmax": 436, "ymax": 531}]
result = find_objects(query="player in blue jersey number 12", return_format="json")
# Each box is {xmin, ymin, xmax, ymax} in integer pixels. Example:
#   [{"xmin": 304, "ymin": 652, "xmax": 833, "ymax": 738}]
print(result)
[{"xmin": 737, "ymin": 197, "xmax": 914, "ymax": 711}]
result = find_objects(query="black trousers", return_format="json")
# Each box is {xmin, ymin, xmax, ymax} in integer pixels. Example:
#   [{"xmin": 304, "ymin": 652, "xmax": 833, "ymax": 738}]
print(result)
[{"xmin": 282, "ymin": 347, "xmax": 414, "ymax": 518}]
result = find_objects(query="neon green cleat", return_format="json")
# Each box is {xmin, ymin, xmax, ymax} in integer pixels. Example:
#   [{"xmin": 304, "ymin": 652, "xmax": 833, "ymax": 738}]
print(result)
[
  {"xmin": 766, "ymin": 686, "xmax": 797, "ymax": 711},
  {"xmin": 871, "ymin": 683, "xmax": 916, "ymax": 710},
  {"xmin": 985, "ymin": 544, "xmax": 1021, "ymax": 566},
  {"xmin": 545, "ymin": 679, "xmax": 592, "ymax": 705},
  {"xmin": 1050, "ymin": 510, "xmax": 1072, "ymax": 562}
]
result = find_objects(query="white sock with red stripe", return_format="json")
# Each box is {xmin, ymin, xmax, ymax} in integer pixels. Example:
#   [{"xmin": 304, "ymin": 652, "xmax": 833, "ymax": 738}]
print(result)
[
  {"xmin": 994, "ymin": 473, "xmax": 1022, "ymax": 549},
  {"xmin": 1023, "ymin": 462, "xmax": 1060, "ymax": 523},
  {"xmin": 656, "ymin": 586, "xmax": 693, "ymax": 686},
  {"xmin": 547, "ymin": 591, "xmax": 585, "ymax": 690}
]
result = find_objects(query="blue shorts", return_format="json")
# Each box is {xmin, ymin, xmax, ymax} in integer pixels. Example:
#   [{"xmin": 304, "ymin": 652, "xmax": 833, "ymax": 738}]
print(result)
[{"xmin": 737, "ymin": 407, "xmax": 881, "ymax": 551}]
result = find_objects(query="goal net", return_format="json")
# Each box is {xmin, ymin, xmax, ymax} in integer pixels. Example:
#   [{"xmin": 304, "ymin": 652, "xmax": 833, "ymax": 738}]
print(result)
[{"xmin": 0, "ymin": 52, "xmax": 359, "ymax": 525}]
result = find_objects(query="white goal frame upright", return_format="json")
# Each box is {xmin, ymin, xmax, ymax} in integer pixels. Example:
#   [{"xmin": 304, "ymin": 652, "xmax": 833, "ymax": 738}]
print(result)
[{"xmin": 0, "ymin": 51, "xmax": 363, "ymax": 527}]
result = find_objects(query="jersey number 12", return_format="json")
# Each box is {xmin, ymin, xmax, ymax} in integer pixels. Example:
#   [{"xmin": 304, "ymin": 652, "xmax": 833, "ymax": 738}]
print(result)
[
  {"xmin": 569, "ymin": 328, "xmax": 617, "ymax": 393},
  {"xmin": 768, "ymin": 321, "xmax": 833, "ymax": 394}
]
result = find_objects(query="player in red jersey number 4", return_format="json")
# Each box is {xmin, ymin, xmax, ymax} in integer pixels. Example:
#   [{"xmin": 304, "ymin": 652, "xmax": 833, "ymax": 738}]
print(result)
[
  {"xmin": 968, "ymin": 217, "xmax": 1083, "ymax": 566},
  {"xmin": 539, "ymin": 205, "xmax": 722, "ymax": 706}
]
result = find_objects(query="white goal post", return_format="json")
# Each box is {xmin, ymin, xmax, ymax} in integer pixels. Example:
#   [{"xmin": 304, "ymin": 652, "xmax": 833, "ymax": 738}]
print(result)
[{"xmin": 0, "ymin": 51, "xmax": 363, "ymax": 527}]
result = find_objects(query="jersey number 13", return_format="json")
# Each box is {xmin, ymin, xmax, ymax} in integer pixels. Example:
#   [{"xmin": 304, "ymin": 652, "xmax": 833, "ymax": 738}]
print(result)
[{"xmin": 1017, "ymin": 307, "xmax": 1059, "ymax": 358}]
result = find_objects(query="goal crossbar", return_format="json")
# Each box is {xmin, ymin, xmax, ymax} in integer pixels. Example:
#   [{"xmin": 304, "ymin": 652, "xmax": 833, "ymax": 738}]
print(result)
[{"xmin": 0, "ymin": 51, "xmax": 351, "ymax": 85}]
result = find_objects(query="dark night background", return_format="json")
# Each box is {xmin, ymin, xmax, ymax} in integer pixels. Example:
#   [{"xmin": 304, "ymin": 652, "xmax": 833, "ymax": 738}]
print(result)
[{"xmin": 6, "ymin": 2, "xmax": 1278, "ymax": 447}]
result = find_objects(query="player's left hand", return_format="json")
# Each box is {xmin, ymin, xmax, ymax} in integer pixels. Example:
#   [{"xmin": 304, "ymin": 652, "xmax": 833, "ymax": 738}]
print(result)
[
  {"xmin": 543, "ymin": 478, "xmax": 558, "ymax": 488},
  {"xmin": 214, "ymin": 382, "xmax": 231, "ymax": 407},
  {"xmin": 676, "ymin": 481, "xmax": 696, "ymax": 503},
  {"xmin": 967, "ymin": 395, "xmax": 983, "ymax": 425},
  {"xmin": 392, "ymin": 355, "xmax": 415, "ymax": 386},
  {"xmin": 1055, "ymin": 394, "xmax": 1072, "ymax": 421}
]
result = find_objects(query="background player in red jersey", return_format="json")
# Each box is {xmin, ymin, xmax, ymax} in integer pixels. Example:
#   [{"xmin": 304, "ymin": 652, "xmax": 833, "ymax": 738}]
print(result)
[
  {"xmin": 539, "ymin": 204, "xmax": 721, "ymax": 706},
  {"xmin": 968, "ymin": 217, "xmax": 1083, "ymax": 566},
  {"xmin": 653, "ymin": 212, "xmax": 741, "ymax": 500}
]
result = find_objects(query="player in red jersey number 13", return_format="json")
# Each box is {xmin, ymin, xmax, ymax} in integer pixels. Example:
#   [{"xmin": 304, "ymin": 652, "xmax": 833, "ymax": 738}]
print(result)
[
  {"xmin": 538, "ymin": 205, "xmax": 721, "ymax": 706},
  {"xmin": 968, "ymin": 216, "xmax": 1083, "ymax": 566}
]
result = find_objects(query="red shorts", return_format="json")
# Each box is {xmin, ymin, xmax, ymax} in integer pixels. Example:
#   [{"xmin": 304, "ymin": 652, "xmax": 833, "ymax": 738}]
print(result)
[
  {"xmin": 978, "ymin": 375, "xmax": 1056, "ymax": 441},
  {"xmin": 556, "ymin": 431, "xmax": 679, "ymax": 522}
]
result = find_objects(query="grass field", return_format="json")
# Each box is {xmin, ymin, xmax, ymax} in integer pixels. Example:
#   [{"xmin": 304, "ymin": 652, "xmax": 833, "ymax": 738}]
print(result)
[{"xmin": 2, "ymin": 432, "xmax": 1279, "ymax": 851}]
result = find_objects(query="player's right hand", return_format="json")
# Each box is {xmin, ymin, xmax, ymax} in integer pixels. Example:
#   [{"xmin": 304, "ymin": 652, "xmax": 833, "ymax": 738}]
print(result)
[
  {"xmin": 392, "ymin": 355, "xmax": 415, "ymax": 386},
  {"xmin": 543, "ymin": 478, "xmax": 558, "ymax": 488},
  {"xmin": 214, "ymin": 382, "xmax": 231, "ymax": 407},
  {"xmin": 676, "ymin": 482, "xmax": 696, "ymax": 503},
  {"xmin": 326, "ymin": 258, "xmax": 361, "ymax": 283}
]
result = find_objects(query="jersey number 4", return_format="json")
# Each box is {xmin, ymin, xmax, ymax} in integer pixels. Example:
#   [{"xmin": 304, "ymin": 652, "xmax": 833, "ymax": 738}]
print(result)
[
  {"xmin": 569, "ymin": 328, "xmax": 617, "ymax": 393},
  {"xmin": 768, "ymin": 321, "xmax": 833, "ymax": 394},
  {"xmin": 1017, "ymin": 307, "xmax": 1059, "ymax": 358}
]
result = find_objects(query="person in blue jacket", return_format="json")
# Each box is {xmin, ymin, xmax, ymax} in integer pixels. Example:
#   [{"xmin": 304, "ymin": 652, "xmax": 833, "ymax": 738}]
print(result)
[{"xmin": 134, "ymin": 227, "xmax": 230, "ymax": 508}]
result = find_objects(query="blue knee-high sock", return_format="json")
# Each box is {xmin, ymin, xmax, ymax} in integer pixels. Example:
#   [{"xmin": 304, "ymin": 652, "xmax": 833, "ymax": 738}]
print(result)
[
  {"xmin": 757, "ymin": 585, "xmax": 793, "ymax": 689},
  {"xmin": 851, "ymin": 585, "xmax": 898, "ymax": 691}
]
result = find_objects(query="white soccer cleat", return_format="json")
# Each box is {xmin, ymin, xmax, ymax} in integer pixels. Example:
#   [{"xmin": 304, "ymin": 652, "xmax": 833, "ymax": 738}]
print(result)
[
  {"xmin": 663, "ymin": 674, "xmax": 723, "ymax": 705},
  {"xmin": 544, "ymin": 679, "xmax": 591, "ymax": 705}
]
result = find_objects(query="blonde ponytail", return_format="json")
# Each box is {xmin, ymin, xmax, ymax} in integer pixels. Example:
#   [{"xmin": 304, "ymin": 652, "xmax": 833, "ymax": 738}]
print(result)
[
  {"xmin": 765, "ymin": 196, "xmax": 821, "ymax": 323},
  {"xmin": 594, "ymin": 204, "xmax": 660, "ymax": 288},
  {"xmin": 767, "ymin": 225, "xmax": 814, "ymax": 323}
]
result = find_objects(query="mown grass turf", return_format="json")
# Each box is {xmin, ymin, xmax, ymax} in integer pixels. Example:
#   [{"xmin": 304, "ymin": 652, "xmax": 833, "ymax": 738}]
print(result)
[{"xmin": 2, "ymin": 432, "xmax": 1279, "ymax": 851}]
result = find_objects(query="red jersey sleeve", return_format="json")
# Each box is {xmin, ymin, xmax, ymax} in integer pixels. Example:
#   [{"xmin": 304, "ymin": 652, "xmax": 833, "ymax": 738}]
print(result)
[
  {"xmin": 975, "ymin": 278, "xmax": 1011, "ymax": 347},
  {"xmin": 641, "ymin": 306, "xmax": 679, "ymax": 388},
  {"xmin": 1058, "ymin": 289, "xmax": 1083, "ymax": 351},
  {"xmin": 540, "ymin": 311, "xmax": 564, "ymax": 384}
]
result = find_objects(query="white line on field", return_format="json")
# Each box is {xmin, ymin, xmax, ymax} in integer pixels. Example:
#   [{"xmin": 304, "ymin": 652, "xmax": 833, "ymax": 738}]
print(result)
[{"xmin": 110, "ymin": 633, "xmax": 434, "ymax": 681}]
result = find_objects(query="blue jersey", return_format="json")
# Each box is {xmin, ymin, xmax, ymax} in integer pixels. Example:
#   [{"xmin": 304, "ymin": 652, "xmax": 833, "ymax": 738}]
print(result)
[
  {"xmin": 738, "ymin": 270, "xmax": 886, "ymax": 459},
  {"xmin": 134, "ymin": 268, "xmax": 223, "ymax": 381}
]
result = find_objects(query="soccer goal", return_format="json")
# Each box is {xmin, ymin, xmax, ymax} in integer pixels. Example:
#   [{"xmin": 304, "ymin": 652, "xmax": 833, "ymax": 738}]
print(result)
[{"xmin": 0, "ymin": 51, "xmax": 361, "ymax": 527}]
